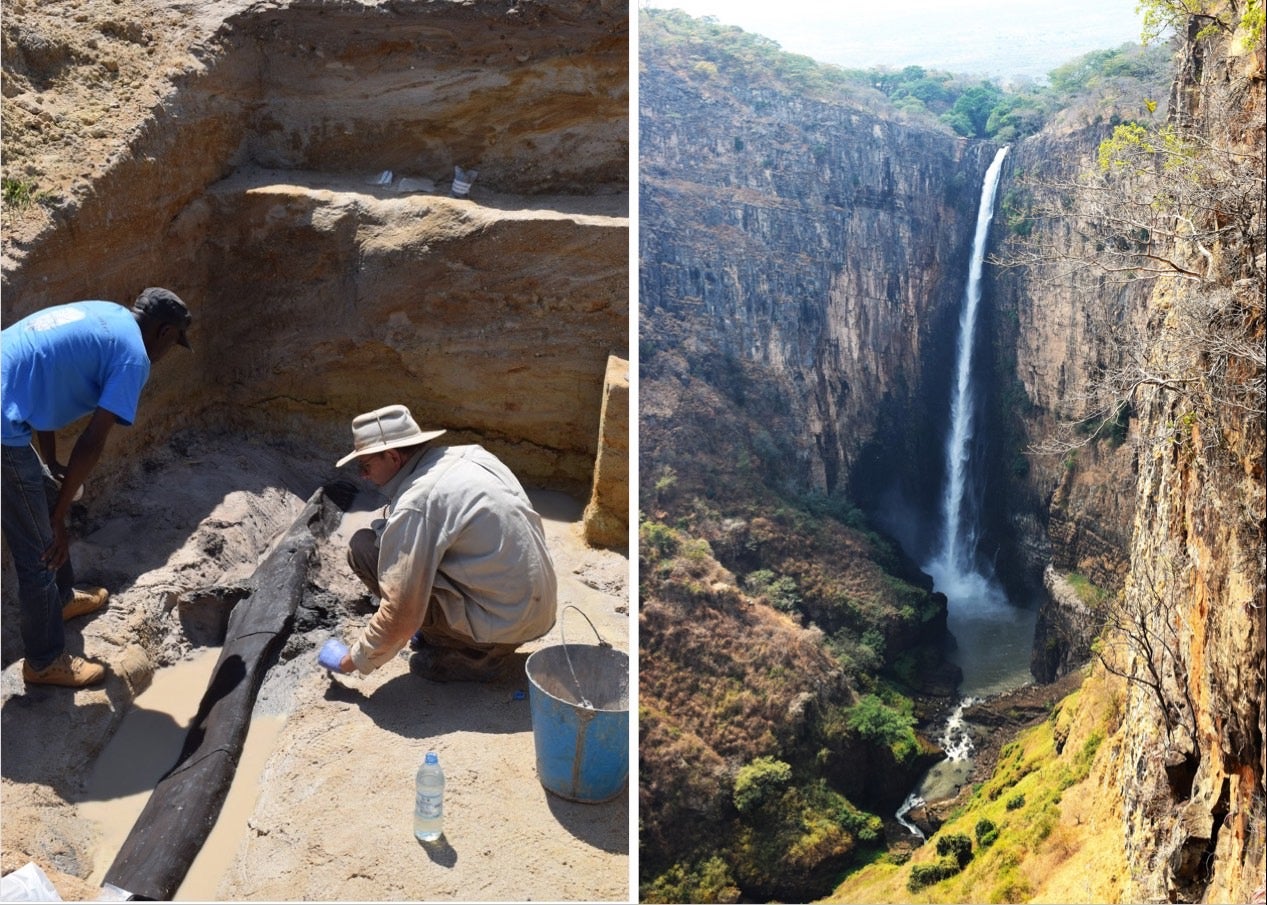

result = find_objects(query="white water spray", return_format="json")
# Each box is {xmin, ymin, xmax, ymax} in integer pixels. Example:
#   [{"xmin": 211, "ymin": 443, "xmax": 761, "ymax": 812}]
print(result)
[{"xmin": 894, "ymin": 695, "xmax": 980, "ymax": 840}]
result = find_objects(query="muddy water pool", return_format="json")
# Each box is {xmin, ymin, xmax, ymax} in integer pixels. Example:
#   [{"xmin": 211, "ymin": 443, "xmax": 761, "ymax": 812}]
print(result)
[{"xmin": 79, "ymin": 649, "xmax": 285, "ymax": 899}]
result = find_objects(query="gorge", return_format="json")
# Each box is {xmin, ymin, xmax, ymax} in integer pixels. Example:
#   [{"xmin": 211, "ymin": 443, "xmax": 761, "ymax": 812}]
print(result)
[
  {"xmin": 639, "ymin": 6, "xmax": 1263, "ymax": 904},
  {"xmin": 894, "ymin": 144, "xmax": 1035, "ymax": 842}
]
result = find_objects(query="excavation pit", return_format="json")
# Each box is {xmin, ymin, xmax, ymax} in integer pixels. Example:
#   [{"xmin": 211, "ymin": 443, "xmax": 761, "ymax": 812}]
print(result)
[
  {"xmin": 2, "ymin": 0, "xmax": 629, "ymax": 898},
  {"xmin": 3, "ymin": 0, "xmax": 629, "ymax": 495},
  {"xmin": 1, "ymin": 431, "xmax": 630, "ymax": 900}
]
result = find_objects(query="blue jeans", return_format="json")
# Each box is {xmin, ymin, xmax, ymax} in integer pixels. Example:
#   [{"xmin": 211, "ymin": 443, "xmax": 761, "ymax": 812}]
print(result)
[{"xmin": 1, "ymin": 444, "xmax": 75, "ymax": 669}]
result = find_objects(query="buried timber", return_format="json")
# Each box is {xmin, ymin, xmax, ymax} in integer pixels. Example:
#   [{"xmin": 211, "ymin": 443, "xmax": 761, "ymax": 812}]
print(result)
[{"xmin": 0, "ymin": 432, "xmax": 630, "ymax": 901}]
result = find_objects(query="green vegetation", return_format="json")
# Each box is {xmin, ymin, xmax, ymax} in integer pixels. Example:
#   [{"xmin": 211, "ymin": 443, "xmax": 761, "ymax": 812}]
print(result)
[
  {"xmin": 727, "ymin": 778, "xmax": 883, "ymax": 899},
  {"xmin": 643, "ymin": 9, "xmax": 1172, "ymax": 144},
  {"xmin": 797, "ymin": 488, "xmax": 868, "ymax": 528},
  {"xmin": 1137, "ymin": 0, "xmax": 1259, "ymax": 43},
  {"xmin": 639, "ymin": 500, "xmax": 901, "ymax": 902},
  {"xmin": 1064, "ymin": 572, "xmax": 1109, "ymax": 608},
  {"xmin": 908, "ymin": 856, "xmax": 963, "ymax": 891},
  {"xmin": 642, "ymin": 8, "xmax": 860, "ymax": 99},
  {"xmin": 936, "ymin": 832, "xmax": 975, "ymax": 869},
  {"xmin": 1000, "ymin": 186, "xmax": 1036, "ymax": 237},
  {"xmin": 640, "ymin": 517, "xmax": 681, "ymax": 562},
  {"xmin": 982, "ymin": 43, "xmax": 1161, "ymax": 136},
  {"xmin": 975, "ymin": 817, "xmax": 999, "ymax": 847},
  {"xmin": 743, "ymin": 569, "xmax": 801, "ymax": 612},
  {"xmin": 841, "ymin": 43, "xmax": 1168, "ymax": 140},
  {"xmin": 641, "ymin": 856, "xmax": 740, "ymax": 905},
  {"xmin": 1241, "ymin": 0, "xmax": 1266, "ymax": 48},
  {"xmin": 845, "ymin": 693, "xmax": 919, "ymax": 762},
  {"xmin": 904, "ymin": 831, "xmax": 976, "ymax": 891},
  {"xmin": 2, "ymin": 177, "xmax": 40, "ymax": 210},
  {"xmin": 733, "ymin": 756, "xmax": 793, "ymax": 813},
  {"xmin": 1097, "ymin": 120, "xmax": 1183, "ymax": 172},
  {"xmin": 651, "ymin": 465, "xmax": 678, "ymax": 507},
  {"xmin": 832, "ymin": 675, "xmax": 1126, "ymax": 902}
]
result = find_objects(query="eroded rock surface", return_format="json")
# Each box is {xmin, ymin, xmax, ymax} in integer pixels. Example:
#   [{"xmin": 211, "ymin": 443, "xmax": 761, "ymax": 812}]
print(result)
[{"xmin": 3, "ymin": 0, "xmax": 628, "ymax": 496}]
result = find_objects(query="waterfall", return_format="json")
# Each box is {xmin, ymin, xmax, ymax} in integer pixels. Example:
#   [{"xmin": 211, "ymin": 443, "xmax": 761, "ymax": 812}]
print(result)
[
  {"xmin": 922, "ymin": 146, "xmax": 1035, "ymax": 699},
  {"xmin": 928, "ymin": 145, "xmax": 1009, "ymax": 589},
  {"xmin": 896, "ymin": 148, "xmax": 1033, "ymax": 838},
  {"xmin": 921, "ymin": 145, "xmax": 1026, "ymax": 683}
]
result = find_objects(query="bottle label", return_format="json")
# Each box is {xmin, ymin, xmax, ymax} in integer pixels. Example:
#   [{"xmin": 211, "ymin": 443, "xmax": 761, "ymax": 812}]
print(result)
[{"xmin": 416, "ymin": 791, "xmax": 443, "ymax": 820}]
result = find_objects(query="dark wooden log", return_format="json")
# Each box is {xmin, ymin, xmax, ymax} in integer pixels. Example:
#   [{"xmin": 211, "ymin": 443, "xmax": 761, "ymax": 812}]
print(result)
[{"xmin": 102, "ymin": 481, "xmax": 357, "ymax": 901}]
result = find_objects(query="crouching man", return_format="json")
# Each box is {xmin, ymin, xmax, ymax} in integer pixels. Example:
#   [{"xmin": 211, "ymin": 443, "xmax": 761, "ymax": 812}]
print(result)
[{"xmin": 331, "ymin": 404, "xmax": 557, "ymax": 683}]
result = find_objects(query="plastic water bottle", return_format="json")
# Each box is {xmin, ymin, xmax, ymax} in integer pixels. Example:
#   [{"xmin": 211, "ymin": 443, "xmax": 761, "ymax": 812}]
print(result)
[{"xmin": 414, "ymin": 751, "xmax": 444, "ymax": 842}]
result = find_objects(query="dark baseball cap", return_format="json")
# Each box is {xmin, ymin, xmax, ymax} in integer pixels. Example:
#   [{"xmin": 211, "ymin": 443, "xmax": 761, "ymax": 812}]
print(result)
[{"xmin": 132, "ymin": 287, "xmax": 192, "ymax": 349}]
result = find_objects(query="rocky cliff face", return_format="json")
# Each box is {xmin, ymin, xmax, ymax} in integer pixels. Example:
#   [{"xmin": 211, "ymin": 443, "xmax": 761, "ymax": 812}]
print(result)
[
  {"xmin": 638, "ymin": 17, "xmax": 994, "ymax": 899},
  {"xmin": 2, "ymin": 0, "xmax": 627, "ymax": 496},
  {"xmin": 641, "ymin": 34, "xmax": 993, "ymax": 508},
  {"xmin": 1107, "ymin": 19, "xmax": 1265, "ymax": 902},
  {"xmin": 640, "ymin": 7, "xmax": 1263, "ymax": 902},
  {"xmin": 990, "ymin": 123, "xmax": 1156, "ymax": 677},
  {"xmin": 989, "ymin": 18, "xmax": 1265, "ymax": 895}
]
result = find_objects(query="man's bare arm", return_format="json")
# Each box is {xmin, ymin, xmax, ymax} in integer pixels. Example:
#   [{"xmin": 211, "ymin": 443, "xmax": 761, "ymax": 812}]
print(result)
[{"xmin": 42, "ymin": 408, "xmax": 116, "ymax": 570}]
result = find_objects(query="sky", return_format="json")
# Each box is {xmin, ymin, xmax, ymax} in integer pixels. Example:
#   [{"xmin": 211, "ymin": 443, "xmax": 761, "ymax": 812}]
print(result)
[{"xmin": 641, "ymin": 0, "xmax": 1147, "ymax": 84}]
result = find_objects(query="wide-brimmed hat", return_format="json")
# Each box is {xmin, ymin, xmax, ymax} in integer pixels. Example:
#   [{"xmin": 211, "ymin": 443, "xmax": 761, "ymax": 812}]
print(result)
[{"xmin": 336, "ymin": 404, "xmax": 446, "ymax": 467}]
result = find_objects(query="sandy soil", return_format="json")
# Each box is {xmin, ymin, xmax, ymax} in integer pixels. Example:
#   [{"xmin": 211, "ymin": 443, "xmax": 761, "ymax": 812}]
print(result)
[
  {"xmin": 2, "ymin": 0, "xmax": 221, "ymax": 253},
  {"xmin": 0, "ymin": 430, "xmax": 630, "ymax": 901}
]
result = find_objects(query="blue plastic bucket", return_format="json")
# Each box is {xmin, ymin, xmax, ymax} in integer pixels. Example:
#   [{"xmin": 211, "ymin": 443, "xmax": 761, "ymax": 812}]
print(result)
[{"xmin": 525, "ymin": 611, "xmax": 629, "ymax": 803}]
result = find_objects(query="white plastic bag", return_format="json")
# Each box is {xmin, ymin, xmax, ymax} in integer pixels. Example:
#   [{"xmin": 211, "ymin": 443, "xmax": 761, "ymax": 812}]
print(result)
[
  {"xmin": 451, "ymin": 165, "xmax": 478, "ymax": 197},
  {"xmin": 396, "ymin": 176, "xmax": 436, "ymax": 194},
  {"xmin": 1, "ymin": 863, "xmax": 61, "ymax": 902}
]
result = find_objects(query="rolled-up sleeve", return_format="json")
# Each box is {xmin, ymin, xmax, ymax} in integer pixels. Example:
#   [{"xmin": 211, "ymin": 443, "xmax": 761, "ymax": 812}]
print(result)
[
  {"xmin": 347, "ymin": 445, "xmax": 557, "ymax": 672},
  {"xmin": 349, "ymin": 508, "xmax": 446, "ymax": 673}
]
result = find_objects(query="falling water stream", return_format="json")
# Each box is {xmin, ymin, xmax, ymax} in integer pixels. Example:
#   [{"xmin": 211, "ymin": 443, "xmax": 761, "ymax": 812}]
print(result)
[{"xmin": 896, "ymin": 147, "xmax": 1038, "ymax": 839}]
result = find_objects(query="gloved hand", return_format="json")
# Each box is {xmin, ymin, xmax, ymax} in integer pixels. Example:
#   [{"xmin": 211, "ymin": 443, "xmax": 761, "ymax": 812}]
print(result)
[{"xmin": 318, "ymin": 638, "xmax": 350, "ymax": 672}]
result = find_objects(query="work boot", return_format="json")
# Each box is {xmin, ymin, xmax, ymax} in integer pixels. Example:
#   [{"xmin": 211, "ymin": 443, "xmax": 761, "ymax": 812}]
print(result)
[
  {"xmin": 22, "ymin": 652, "xmax": 107, "ymax": 688},
  {"xmin": 63, "ymin": 587, "xmax": 109, "ymax": 621}
]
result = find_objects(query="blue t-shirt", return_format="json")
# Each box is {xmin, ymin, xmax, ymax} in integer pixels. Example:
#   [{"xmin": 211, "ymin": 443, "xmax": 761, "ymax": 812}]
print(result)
[{"xmin": 1, "ymin": 301, "xmax": 151, "ymax": 446}]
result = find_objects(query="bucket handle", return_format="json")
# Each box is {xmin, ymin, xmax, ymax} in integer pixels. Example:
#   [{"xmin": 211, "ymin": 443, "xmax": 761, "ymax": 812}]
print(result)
[{"xmin": 560, "ymin": 605, "xmax": 609, "ymax": 709}]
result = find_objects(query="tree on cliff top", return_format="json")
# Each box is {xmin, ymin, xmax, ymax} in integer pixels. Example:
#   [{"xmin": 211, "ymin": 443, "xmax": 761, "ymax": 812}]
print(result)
[
  {"xmin": 998, "ymin": 0, "xmax": 1264, "ymax": 453},
  {"xmin": 1137, "ymin": 0, "xmax": 1265, "ymax": 44}
]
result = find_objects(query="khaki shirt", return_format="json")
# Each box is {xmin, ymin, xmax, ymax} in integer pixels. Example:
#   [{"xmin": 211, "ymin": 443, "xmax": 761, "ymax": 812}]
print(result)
[{"xmin": 350, "ymin": 445, "xmax": 558, "ymax": 673}]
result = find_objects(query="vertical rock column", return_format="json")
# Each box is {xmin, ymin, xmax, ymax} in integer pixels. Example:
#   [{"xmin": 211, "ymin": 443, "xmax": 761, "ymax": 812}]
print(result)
[{"xmin": 583, "ymin": 355, "xmax": 629, "ymax": 549}]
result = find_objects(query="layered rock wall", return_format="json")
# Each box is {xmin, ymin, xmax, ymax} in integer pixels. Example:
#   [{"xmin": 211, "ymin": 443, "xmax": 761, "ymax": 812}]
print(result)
[
  {"xmin": 1111, "ymin": 25, "xmax": 1265, "ymax": 900},
  {"xmin": 2, "ymin": 0, "xmax": 628, "ymax": 496},
  {"xmin": 990, "ymin": 126, "xmax": 1154, "ymax": 673}
]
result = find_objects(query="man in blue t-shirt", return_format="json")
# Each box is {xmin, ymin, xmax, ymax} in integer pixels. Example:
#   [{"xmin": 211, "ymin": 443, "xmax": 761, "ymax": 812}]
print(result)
[{"xmin": 1, "ymin": 288, "xmax": 192, "ymax": 688}]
